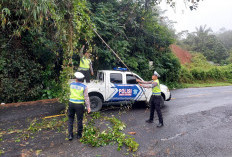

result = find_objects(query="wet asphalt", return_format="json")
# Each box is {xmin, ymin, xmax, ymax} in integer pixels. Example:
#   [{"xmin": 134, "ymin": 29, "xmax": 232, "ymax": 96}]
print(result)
[{"xmin": 1, "ymin": 86, "xmax": 232, "ymax": 157}]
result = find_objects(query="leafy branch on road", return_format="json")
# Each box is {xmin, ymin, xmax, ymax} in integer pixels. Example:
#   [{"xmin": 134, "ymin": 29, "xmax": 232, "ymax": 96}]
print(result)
[
  {"xmin": 0, "ymin": 134, "xmax": 4, "ymax": 155},
  {"xmin": 0, "ymin": 150, "xmax": 4, "ymax": 156},
  {"xmin": 27, "ymin": 117, "xmax": 68, "ymax": 133},
  {"xmin": 81, "ymin": 112, "xmax": 139, "ymax": 152},
  {"xmin": 0, "ymin": 116, "xmax": 68, "ymax": 143},
  {"xmin": 25, "ymin": 112, "xmax": 139, "ymax": 152},
  {"xmin": 0, "ymin": 111, "xmax": 139, "ymax": 155}
]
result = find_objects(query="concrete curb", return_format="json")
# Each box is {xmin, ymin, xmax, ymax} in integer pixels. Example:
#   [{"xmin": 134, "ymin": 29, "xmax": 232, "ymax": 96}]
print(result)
[{"xmin": 0, "ymin": 98, "xmax": 59, "ymax": 108}]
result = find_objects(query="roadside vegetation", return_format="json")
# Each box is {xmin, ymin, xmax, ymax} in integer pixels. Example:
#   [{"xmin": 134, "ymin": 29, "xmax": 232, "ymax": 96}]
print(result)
[
  {"xmin": 2, "ymin": 0, "xmax": 231, "ymax": 104},
  {"xmin": 179, "ymin": 53, "xmax": 232, "ymax": 84},
  {"xmin": 176, "ymin": 25, "xmax": 232, "ymax": 88},
  {"xmin": 181, "ymin": 81, "xmax": 232, "ymax": 88},
  {"xmin": 0, "ymin": 0, "xmax": 181, "ymax": 104}
]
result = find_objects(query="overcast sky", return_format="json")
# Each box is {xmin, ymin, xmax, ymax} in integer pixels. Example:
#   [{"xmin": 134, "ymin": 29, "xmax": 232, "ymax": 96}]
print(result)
[{"xmin": 158, "ymin": 0, "xmax": 232, "ymax": 33}]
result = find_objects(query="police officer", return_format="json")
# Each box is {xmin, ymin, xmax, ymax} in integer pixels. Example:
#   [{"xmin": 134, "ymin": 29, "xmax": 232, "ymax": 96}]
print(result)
[
  {"xmin": 137, "ymin": 71, "xmax": 163, "ymax": 127},
  {"xmin": 78, "ymin": 45, "xmax": 94, "ymax": 83},
  {"xmin": 68, "ymin": 72, "xmax": 91, "ymax": 140}
]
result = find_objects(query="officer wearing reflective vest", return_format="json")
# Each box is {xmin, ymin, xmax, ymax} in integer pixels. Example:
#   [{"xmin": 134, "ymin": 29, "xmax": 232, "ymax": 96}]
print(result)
[
  {"xmin": 68, "ymin": 72, "xmax": 91, "ymax": 140},
  {"xmin": 137, "ymin": 71, "xmax": 163, "ymax": 127},
  {"xmin": 78, "ymin": 45, "xmax": 94, "ymax": 83}
]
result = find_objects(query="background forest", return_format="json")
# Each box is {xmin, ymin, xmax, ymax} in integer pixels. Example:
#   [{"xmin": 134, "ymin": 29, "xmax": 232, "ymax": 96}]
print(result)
[
  {"xmin": 176, "ymin": 25, "xmax": 232, "ymax": 84},
  {"xmin": 1, "ymin": 0, "xmax": 232, "ymax": 103}
]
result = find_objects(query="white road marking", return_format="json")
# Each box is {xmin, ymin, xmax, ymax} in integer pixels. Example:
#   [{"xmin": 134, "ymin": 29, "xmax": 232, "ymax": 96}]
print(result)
[{"xmin": 161, "ymin": 132, "xmax": 185, "ymax": 141}]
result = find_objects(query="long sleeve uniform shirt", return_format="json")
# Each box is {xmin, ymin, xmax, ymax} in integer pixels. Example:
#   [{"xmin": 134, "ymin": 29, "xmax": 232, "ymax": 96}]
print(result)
[
  {"xmin": 139, "ymin": 80, "xmax": 158, "ymax": 88},
  {"xmin": 84, "ymin": 87, "xmax": 91, "ymax": 109}
]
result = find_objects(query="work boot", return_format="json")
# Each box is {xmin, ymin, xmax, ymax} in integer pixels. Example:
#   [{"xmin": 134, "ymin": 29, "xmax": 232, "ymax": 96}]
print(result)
[
  {"xmin": 77, "ymin": 133, "xmax": 82, "ymax": 139},
  {"xmin": 157, "ymin": 123, "xmax": 163, "ymax": 128},
  {"xmin": 68, "ymin": 134, "xmax": 73, "ymax": 141},
  {"xmin": 145, "ymin": 119, "xmax": 153, "ymax": 123}
]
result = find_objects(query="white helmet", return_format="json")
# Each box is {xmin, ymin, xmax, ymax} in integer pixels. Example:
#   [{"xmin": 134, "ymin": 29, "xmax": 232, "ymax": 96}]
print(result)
[
  {"xmin": 153, "ymin": 71, "xmax": 160, "ymax": 77},
  {"xmin": 74, "ymin": 72, "xmax": 84, "ymax": 79}
]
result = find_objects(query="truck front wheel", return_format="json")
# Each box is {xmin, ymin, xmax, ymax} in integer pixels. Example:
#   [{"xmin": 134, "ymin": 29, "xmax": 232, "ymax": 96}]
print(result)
[{"xmin": 90, "ymin": 96, "xmax": 103, "ymax": 112}]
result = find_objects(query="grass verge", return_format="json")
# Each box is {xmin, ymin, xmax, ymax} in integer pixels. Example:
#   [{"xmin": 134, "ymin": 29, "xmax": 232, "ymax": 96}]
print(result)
[{"xmin": 181, "ymin": 81, "xmax": 232, "ymax": 88}]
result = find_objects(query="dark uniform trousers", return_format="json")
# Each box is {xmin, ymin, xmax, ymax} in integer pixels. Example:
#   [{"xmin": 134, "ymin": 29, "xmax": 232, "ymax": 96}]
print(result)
[
  {"xmin": 68, "ymin": 102, "xmax": 85, "ymax": 136},
  {"xmin": 149, "ymin": 95, "xmax": 163, "ymax": 124},
  {"xmin": 79, "ymin": 70, "xmax": 90, "ymax": 83}
]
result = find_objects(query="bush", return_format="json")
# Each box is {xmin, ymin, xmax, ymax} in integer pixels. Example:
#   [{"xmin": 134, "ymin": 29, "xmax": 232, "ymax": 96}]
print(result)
[
  {"xmin": 179, "ymin": 64, "xmax": 232, "ymax": 84},
  {"xmin": 157, "ymin": 52, "xmax": 181, "ymax": 83},
  {"xmin": 0, "ymin": 49, "xmax": 43, "ymax": 103},
  {"xmin": 179, "ymin": 52, "xmax": 232, "ymax": 84},
  {"xmin": 179, "ymin": 66, "xmax": 193, "ymax": 83},
  {"xmin": 220, "ymin": 64, "xmax": 232, "ymax": 79},
  {"xmin": 207, "ymin": 68, "xmax": 222, "ymax": 80},
  {"xmin": 0, "ymin": 31, "xmax": 62, "ymax": 103},
  {"xmin": 190, "ymin": 68, "xmax": 207, "ymax": 80}
]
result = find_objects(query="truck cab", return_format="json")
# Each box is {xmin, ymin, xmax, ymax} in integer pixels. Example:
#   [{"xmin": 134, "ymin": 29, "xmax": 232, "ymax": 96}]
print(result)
[{"xmin": 86, "ymin": 69, "xmax": 171, "ymax": 112}]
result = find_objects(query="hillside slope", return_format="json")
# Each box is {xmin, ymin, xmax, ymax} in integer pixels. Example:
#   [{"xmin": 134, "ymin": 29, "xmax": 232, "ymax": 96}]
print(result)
[{"xmin": 170, "ymin": 44, "xmax": 192, "ymax": 64}]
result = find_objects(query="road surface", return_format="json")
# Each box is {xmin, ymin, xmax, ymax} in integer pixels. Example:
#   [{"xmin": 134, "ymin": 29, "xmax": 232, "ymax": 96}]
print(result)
[{"xmin": 1, "ymin": 86, "xmax": 232, "ymax": 157}]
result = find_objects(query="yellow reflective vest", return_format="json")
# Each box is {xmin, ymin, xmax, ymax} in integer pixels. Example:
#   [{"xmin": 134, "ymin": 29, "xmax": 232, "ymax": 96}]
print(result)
[
  {"xmin": 152, "ymin": 79, "xmax": 161, "ymax": 96},
  {"xmin": 69, "ymin": 82, "xmax": 86, "ymax": 104},
  {"xmin": 79, "ymin": 57, "xmax": 91, "ymax": 71}
]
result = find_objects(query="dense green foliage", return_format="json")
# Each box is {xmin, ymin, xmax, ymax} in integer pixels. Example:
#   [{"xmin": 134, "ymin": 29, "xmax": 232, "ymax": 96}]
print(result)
[
  {"xmin": 0, "ymin": 0, "xmax": 94, "ymax": 103},
  {"xmin": 217, "ymin": 30, "xmax": 232, "ymax": 51},
  {"xmin": 0, "ymin": 30, "xmax": 62, "ymax": 102},
  {"xmin": 179, "ymin": 25, "xmax": 229, "ymax": 64},
  {"xmin": 179, "ymin": 53, "xmax": 232, "ymax": 83},
  {"xmin": 1, "ymin": 0, "xmax": 181, "ymax": 103},
  {"xmin": 228, "ymin": 49, "xmax": 232, "ymax": 63},
  {"xmin": 88, "ymin": 0, "xmax": 180, "ymax": 82},
  {"xmin": 216, "ymin": 30, "xmax": 232, "ymax": 64},
  {"xmin": 177, "ymin": 26, "xmax": 232, "ymax": 84}
]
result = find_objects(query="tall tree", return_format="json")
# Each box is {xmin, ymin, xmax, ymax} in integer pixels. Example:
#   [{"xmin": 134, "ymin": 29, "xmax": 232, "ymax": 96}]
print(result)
[
  {"xmin": 0, "ymin": 0, "xmax": 94, "ymax": 103},
  {"xmin": 217, "ymin": 30, "xmax": 232, "ymax": 51},
  {"xmin": 88, "ymin": 0, "xmax": 180, "ymax": 82},
  {"xmin": 180, "ymin": 25, "xmax": 229, "ymax": 64}
]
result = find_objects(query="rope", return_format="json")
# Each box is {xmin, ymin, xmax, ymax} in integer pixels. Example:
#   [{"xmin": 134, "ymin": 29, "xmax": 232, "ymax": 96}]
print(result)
[
  {"xmin": 92, "ymin": 28, "xmax": 149, "ymax": 104},
  {"xmin": 92, "ymin": 29, "xmax": 130, "ymax": 71}
]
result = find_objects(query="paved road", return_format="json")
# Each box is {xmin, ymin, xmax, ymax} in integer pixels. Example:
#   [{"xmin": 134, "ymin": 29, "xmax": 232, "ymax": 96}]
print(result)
[{"xmin": 1, "ymin": 86, "xmax": 232, "ymax": 157}]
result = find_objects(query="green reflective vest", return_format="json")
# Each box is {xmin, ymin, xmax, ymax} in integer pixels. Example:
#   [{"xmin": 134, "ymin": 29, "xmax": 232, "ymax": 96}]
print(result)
[
  {"xmin": 152, "ymin": 79, "xmax": 161, "ymax": 95},
  {"xmin": 79, "ymin": 57, "xmax": 91, "ymax": 70},
  {"xmin": 69, "ymin": 82, "xmax": 86, "ymax": 104}
]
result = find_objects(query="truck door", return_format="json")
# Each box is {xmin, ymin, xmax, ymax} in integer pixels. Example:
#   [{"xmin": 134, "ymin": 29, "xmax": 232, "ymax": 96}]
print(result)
[
  {"xmin": 106, "ymin": 73, "xmax": 126, "ymax": 101},
  {"xmin": 106, "ymin": 73, "xmax": 147, "ymax": 101},
  {"xmin": 97, "ymin": 71, "xmax": 106, "ymax": 98},
  {"xmin": 125, "ymin": 74, "xmax": 146, "ymax": 101}
]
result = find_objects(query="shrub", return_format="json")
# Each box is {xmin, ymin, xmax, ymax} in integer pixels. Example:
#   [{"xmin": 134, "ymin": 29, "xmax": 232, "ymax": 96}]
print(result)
[
  {"xmin": 0, "ymin": 49, "xmax": 43, "ymax": 103},
  {"xmin": 179, "ymin": 66, "xmax": 193, "ymax": 83},
  {"xmin": 179, "ymin": 52, "xmax": 232, "ymax": 83}
]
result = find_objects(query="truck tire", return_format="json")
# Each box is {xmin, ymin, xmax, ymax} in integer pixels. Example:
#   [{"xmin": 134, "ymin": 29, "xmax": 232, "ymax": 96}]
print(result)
[{"xmin": 90, "ymin": 96, "xmax": 103, "ymax": 112}]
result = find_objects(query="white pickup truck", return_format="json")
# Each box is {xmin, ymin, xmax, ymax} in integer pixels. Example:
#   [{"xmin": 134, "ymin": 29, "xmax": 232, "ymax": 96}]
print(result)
[
  {"xmin": 70, "ymin": 70, "xmax": 171, "ymax": 112},
  {"xmin": 78, "ymin": 69, "xmax": 171, "ymax": 112}
]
